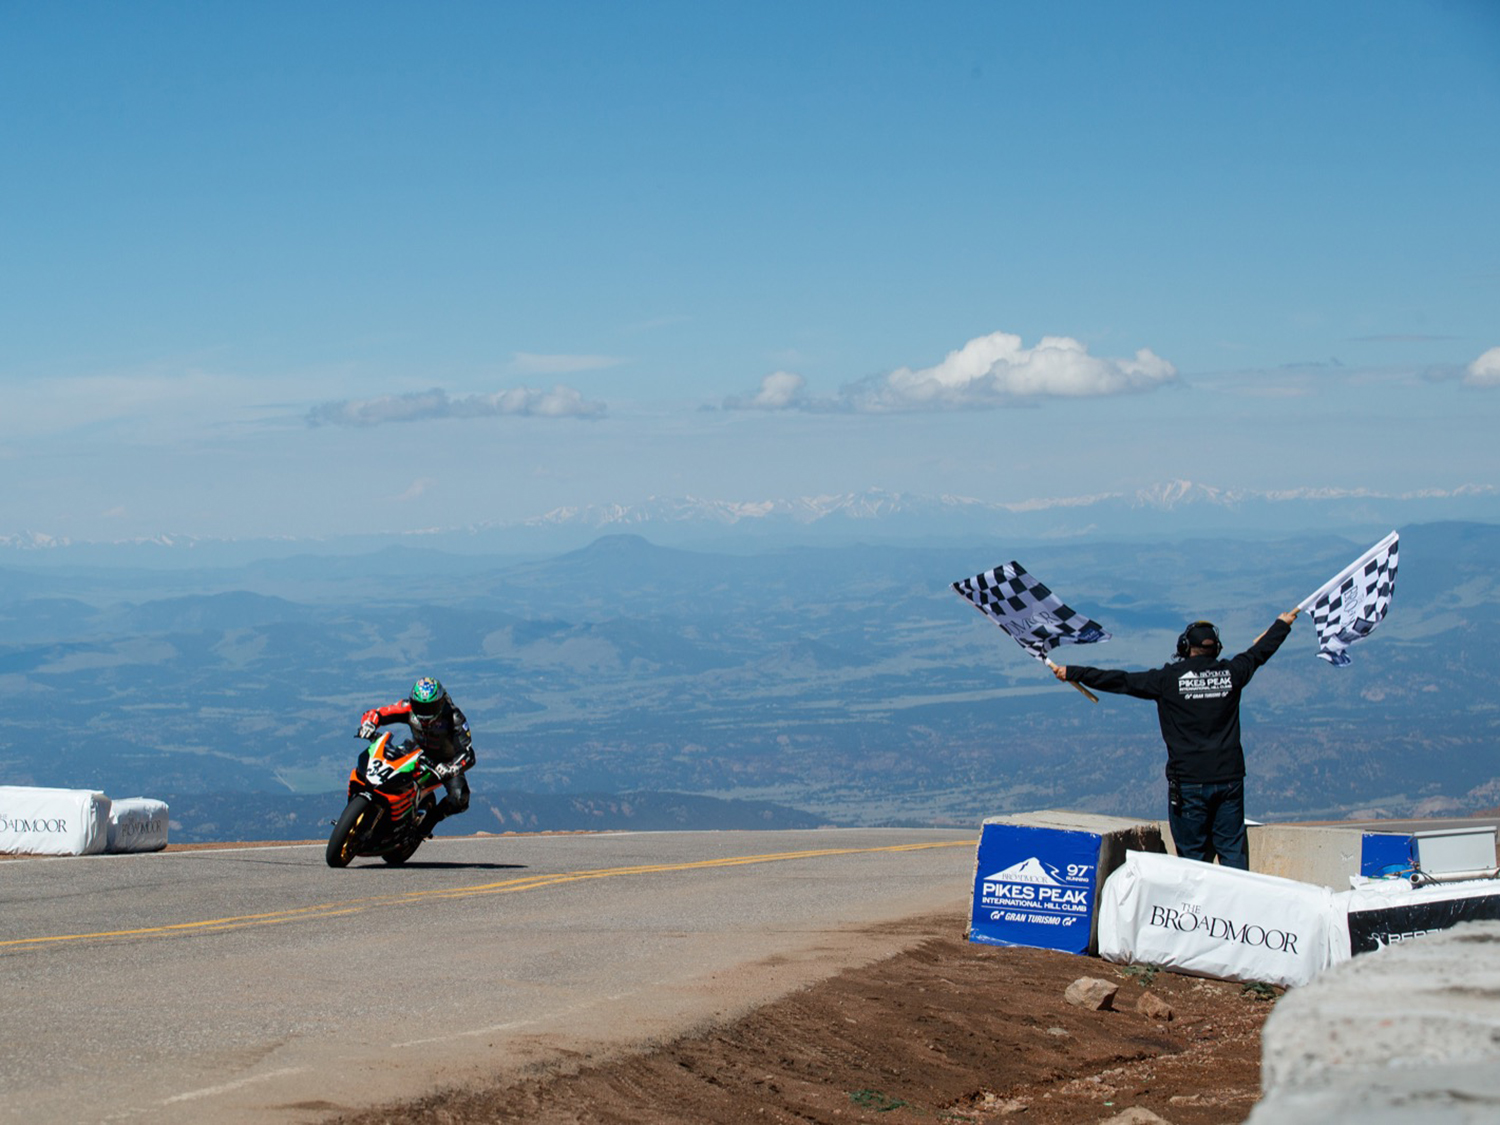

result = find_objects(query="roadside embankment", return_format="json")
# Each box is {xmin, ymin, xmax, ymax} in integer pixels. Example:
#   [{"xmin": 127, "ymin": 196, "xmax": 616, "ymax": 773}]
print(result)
[
  {"xmin": 1250, "ymin": 919, "xmax": 1500, "ymax": 1123},
  {"xmin": 333, "ymin": 927, "xmax": 1273, "ymax": 1125}
]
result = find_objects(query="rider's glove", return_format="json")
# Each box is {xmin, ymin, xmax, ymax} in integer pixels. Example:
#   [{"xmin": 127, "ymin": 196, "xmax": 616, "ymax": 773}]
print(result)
[{"xmin": 358, "ymin": 720, "xmax": 378, "ymax": 739}]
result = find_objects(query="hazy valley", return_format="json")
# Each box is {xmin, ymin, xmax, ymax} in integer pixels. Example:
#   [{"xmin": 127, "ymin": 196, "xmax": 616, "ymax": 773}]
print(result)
[{"xmin": 3, "ymin": 508, "xmax": 1497, "ymax": 842}]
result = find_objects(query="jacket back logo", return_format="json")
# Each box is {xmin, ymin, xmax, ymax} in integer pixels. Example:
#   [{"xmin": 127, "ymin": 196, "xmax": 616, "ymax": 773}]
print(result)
[{"xmin": 1178, "ymin": 668, "xmax": 1231, "ymax": 700}]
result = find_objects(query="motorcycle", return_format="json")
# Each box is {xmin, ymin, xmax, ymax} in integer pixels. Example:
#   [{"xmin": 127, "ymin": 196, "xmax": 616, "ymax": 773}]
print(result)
[{"xmin": 325, "ymin": 731, "xmax": 446, "ymax": 867}]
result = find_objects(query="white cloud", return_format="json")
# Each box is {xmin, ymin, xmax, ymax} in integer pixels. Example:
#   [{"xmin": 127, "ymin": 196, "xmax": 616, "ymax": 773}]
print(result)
[
  {"xmin": 723, "ymin": 371, "xmax": 809, "ymax": 411},
  {"xmin": 14, "ymin": 366, "xmax": 291, "ymax": 438},
  {"xmin": 718, "ymin": 332, "xmax": 1178, "ymax": 415},
  {"xmin": 307, "ymin": 384, "xmax": 606, "ymax": 426},
  {"xmin": 844, "ymin": 331, "xmax": 1178, "ymax": 412},
  {"xmin": 510, "ymin": 353, "xmax": 625, "ymax": 375},
  {"xmin": 1464, "ymin": 346, "xmax": 1500, "ymax": 387},
  {"xmin": 395, "ymin": 477, "xmax": 438, "ymax": 502}
]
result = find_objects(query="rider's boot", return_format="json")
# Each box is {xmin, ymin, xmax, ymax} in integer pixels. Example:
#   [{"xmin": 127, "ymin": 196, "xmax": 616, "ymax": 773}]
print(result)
[{"xmin": 422, "ymin": 798, "xmax": 458, "ymax": 838}]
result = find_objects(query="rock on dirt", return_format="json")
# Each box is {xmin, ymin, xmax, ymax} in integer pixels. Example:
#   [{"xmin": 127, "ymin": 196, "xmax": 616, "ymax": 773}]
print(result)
[
  {"xmin": 1065, "ymin": 977, "xmax": 1121, "ymax": 1011},
  {"xmin": 332, "ymin": 926, "xmax": 1275, "ymax": 1125},
  {"xmin": 1137, "ymin": 991, "xmax": 1175, "ymax": 1021},
  {"xmin": 1102, "ymin": 1109, "xmax": 1173, "ymax": 1124}
]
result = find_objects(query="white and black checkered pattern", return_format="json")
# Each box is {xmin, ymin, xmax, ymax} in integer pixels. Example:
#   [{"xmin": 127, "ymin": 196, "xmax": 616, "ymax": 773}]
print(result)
[
  {"xmin": 952, "ymin": 561, "xmax": 1111, "ymax": 662},
  {"xmin": 1299, "ymin": 531, "xmax": 1399, "ymax": 667}
]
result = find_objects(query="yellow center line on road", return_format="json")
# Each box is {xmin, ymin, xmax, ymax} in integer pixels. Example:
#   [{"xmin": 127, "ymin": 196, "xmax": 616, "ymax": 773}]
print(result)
[{"xmin": 1, "ymin": 840, "xmax": 971, "ymax": 951}]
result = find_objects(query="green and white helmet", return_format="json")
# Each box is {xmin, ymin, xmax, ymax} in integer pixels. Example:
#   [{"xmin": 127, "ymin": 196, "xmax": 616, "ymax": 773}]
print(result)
[{"xmin": 409, "ymin": 676, "xmax": 447, "ymax": 719}]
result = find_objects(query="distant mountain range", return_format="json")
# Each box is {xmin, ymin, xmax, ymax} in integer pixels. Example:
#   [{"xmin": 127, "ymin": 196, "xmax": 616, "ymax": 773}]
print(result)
[
  {"xmin": 6, "ymin": 520, "xmax": 1500, "ymax": 837},
  {"xmin": 521, "ymin": 482, "xmax": 1500, "ymax": 540},
  {"xmin": 5, "ymin": 481, "xmax": 1498, "ymax": 559}
]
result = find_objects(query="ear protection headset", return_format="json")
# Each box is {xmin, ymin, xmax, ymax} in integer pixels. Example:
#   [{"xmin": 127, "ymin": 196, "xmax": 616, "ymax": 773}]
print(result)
[{"xmin": 1176, "ymin": 620, "xmax": 1221, "ymax": 658}]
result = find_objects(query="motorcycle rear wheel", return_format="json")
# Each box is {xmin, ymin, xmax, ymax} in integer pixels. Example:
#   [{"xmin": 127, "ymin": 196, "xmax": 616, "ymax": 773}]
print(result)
[
  {"xmin": 326, "ymin": 797, "xmax": 373, "ymax": 868},
  {"xmin": 381, "ymin": 835, "xmax": 422, "ymax": 865},
  {"xmin": 381, "ymin": 798, "xmax": 434, "ymax": 865}
]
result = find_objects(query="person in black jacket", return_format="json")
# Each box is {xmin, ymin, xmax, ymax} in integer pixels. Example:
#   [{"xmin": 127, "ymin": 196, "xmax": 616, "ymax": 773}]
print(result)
[{"xmin": 1051, "ymin": 609, "xmax": 1300, "ymax": 869}]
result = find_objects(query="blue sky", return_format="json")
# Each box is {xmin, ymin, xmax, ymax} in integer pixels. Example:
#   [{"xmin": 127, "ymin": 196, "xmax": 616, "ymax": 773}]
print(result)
[{"xmin": 3, "ymin": 1, "xmax": 1497, "ymax": 541}]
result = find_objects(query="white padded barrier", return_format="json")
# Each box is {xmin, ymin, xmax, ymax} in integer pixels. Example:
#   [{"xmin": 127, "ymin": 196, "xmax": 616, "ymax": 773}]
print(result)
[
  {"xmin": 0, "ymin": 786, "xmax": 111, "ymax": 856},
  {"xmin": 1099, "ymin": 851, "xmax": 1351, "ymax": 989},
  {"xmin": 106, "ymin": 797, "xmax": 170, "ymax": 853}
]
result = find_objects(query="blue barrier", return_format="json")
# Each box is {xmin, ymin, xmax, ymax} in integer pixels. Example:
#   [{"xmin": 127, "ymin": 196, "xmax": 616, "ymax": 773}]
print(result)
[
  {"xmin": 968, "ymin": 822, "xmax": 1102, "ymax": 954},
  {"xmin": 1360, "ymin": 832, "xmax": 1413, "ymax": 878}
]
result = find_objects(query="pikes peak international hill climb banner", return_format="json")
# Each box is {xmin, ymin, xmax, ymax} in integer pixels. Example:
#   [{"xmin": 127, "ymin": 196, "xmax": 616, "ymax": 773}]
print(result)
[{"xmin": 969, "ymin": 822, "xmax": 1101, "ymax": 954}]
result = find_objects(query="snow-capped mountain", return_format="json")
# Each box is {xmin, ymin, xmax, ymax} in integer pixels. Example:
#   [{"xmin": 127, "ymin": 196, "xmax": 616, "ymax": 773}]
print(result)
[
  {"xmin": 5, "ymin": 481, "xmax": 1497, "ymax": 559},
  {"xmin": 525, "ymin": 489, "xmax": 967, "ymax": 528},
  {"xmin": 0, "ymin": 530, "xmax": 73, "ymax": 550},
  {"xmin": 520, "ymin": 482, "xmax": 1500, "ymax": 542}
]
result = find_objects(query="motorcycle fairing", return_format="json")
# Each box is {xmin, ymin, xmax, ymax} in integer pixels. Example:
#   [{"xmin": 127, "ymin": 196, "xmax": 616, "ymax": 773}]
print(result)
[{"xmin": 349, "ymin": 733, "xmax": 428, "ymax": 818}]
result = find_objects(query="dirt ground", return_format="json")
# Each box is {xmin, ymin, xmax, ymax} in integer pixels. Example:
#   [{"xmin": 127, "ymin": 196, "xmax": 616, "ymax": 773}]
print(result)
[{"xmin": 333, "ymin": 926, "xmax": 1274, "ymax": 1125}]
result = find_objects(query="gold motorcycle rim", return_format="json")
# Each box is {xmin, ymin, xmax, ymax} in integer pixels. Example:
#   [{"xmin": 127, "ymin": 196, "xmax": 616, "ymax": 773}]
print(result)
[{"xmin": 336, "ymin": 805, "xmax": 372, "ymax": 864}]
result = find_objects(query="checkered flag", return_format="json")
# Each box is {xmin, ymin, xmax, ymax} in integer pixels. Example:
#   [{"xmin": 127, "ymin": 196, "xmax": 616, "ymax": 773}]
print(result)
[
  {"xmin": 1297, "ymin": 531, "xmax": 1399, "ymax": 667},
  {"xmin": 952, "ymin": 561, "xmax": 1111, "ymax": 662}
]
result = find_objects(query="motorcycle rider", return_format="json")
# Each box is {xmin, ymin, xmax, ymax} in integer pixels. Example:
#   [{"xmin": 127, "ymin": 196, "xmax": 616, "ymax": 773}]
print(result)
[{"xmin": 358, "ymin": 676, "xmax": 475, "ymax": 834}]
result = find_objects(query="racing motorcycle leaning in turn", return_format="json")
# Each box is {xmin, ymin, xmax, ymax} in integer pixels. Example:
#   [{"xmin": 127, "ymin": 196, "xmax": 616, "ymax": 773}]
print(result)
[{"xmin": 325, "ymin": 731, "xmax": 455, "ymax": 867}]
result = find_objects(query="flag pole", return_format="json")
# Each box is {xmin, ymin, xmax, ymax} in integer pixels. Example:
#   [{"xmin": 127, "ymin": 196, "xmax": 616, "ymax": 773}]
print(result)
[{"xmin": 1046, "ymin": 659, "xmax": 1098, "ymax": 703}]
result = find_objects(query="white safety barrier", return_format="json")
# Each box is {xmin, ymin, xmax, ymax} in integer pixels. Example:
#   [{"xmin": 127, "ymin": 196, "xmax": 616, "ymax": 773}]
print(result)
[
  {"xmin": 106, "ymin": 797, "xmax": 170, "ymax": 853},
  {"xmin": 1345, "ymin": 875, "xmax": 1500, "ymax": 954},
  {"xmin": 0, "ymin": 786, "xmax": 111, "ymax": 856},
  {"xmin": 1098, "ymin": 851, "xmax": 1351, "ymax": 989}
]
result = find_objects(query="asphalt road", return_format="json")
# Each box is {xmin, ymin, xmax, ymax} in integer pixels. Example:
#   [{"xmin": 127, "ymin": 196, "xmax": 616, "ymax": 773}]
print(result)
[{"xmin": 0, "ymin": 828, "xmax": 978, "ymax": 1125}]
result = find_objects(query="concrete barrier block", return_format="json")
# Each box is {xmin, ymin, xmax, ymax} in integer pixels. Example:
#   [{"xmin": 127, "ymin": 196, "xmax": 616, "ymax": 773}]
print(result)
[
  {"xmin": 968, "ymin": 810, "xmax": 1165, "ymax": 955},
  {"xmin": 1248, "ymin": 824, "xmax": 1367, "ymax": 888}
]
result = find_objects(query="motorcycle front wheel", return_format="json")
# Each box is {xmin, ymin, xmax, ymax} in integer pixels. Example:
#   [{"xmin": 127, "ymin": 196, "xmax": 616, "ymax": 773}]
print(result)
[{"xmin": 326, "ymin": 797, "xmax": 374, "ymax": 868}]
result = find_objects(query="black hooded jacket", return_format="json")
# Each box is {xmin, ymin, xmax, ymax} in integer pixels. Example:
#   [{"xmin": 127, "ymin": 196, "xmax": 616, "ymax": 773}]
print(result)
[{"xmin": 1064, "ymin": 617, "xmax": 1292, "ymax": 784}]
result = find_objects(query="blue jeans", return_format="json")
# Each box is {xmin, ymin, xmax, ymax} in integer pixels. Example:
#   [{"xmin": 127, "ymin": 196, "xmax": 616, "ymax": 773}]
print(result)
[{"xmin": 1168, "ymin": 779, "xmax": 1249, "ymax": 870}]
